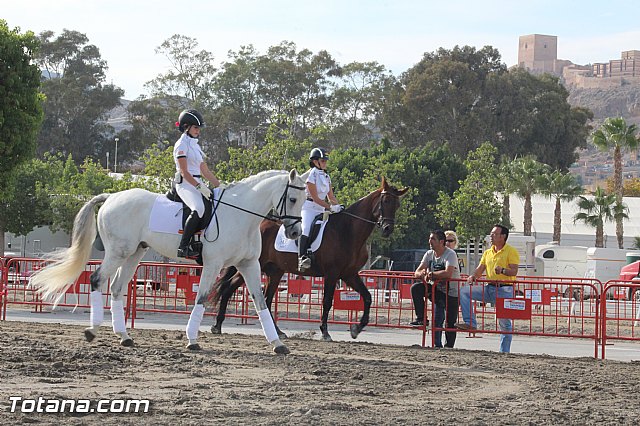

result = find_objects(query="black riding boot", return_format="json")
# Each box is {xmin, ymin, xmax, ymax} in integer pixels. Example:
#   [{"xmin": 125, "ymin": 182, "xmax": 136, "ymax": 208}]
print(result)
[
  {"xmin": 298, "ymin": 235, "xmax": 312, "ymax": 271},
  {"xmin": 177, "ymin": 211, "xmax": 201, "ymax": 258}
]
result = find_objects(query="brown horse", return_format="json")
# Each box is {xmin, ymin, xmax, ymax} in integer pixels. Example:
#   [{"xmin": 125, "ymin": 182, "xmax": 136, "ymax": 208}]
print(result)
[{"xmin": 211, "ymin": 177, "xmax": 408, "ymax": 341}]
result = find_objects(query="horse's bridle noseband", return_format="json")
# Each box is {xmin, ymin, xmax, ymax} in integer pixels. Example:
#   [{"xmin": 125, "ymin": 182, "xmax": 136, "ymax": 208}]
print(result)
[
  {"xmin": 374, "ymin": 190, "xmax": 399, "ymax": 229},
  {"xmin": 274, "ymin": 183, "xmax": 305, "ymax": 231},
  {"xmin": 340, "ymin": 190, "xmax": 399, "ymax": 229}
]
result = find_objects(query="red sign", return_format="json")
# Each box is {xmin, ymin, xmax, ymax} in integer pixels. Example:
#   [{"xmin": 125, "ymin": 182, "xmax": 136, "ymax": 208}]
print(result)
[
  {"xmin": 288, "ymin": 277, "xmax": 312, "ymax": 295},
  {"xmin": 400, "ymin": 283, "xmax": 413, "ymax": 300},
  {"xmin": 333, "ymin": 289, "xmax": 364, "ymax": 311},
  {"xmin": 496, "ymin": 297, "xmax": 532, "ymax": 320}
]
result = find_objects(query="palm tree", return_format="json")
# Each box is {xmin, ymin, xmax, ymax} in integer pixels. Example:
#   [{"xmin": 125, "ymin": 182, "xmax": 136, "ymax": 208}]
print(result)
[
  {"xmin": 592, "ymin": 117, "xmax": 639, "ymax": 248},
  {"xmin": 510, "ymin": 156, "xmax": 550, "ymax": 236},
  {"xmin": 538, "ymin": 169, "xmax": 583, "ymax": 243},
  {"xmin": 573, "ymin": 187, "xmax": 629, "ymax": 248},
  {"xmin": 496, "ymin": 159, "xmax": 518, "ymax": 229}
]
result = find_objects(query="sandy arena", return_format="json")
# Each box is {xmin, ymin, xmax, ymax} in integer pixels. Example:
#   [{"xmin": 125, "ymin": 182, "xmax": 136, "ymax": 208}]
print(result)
[{"xmin": 0, "ymin": 320, "xmax": 638, "ymax": 425}]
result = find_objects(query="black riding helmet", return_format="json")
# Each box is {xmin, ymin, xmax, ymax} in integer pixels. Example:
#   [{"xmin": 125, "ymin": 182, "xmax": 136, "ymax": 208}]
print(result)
[
  {"xmin": 309, "ymin": 147, "xmax": 329, "ymax": 167},
  {"xmin": 177, "ymin": 109, "xmax": 205, "ymax": 133}
]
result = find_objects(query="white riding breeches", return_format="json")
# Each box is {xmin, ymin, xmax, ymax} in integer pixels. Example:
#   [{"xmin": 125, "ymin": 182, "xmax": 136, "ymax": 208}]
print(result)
[
  {"xmin": 176, "ymin": 181, "xmax": 205, "ymax": 217},
  {"xmin": 301, "ymin": 200, "xmax": 324, "ymax": 237}
]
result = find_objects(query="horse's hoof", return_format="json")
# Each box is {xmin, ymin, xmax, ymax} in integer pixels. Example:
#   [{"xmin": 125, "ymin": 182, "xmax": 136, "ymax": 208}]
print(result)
[
  {"xmin": 350, "ymin": 324, "xmax": 363, "ymax": 339},
  {"xmin": 211, "ymin": 325, "xmax": 221, "ymax": 335},
  {"xmin": 84, "ymin": 328, "xmax": 96, "ymax": 342},
  {"xmin": 321, "ymin": 334, "xmax": 333, "ymax": 342},
  {"xmin": 120, "ymin": 338, "xmax": 134, "ymax": 347},
  {"xmin": 273, "ymin": 345, "xmax": 290, "ymax": 355},
  {"xmin": 186, "ymin": 343, "xmax": 202, "ymax": 351}
]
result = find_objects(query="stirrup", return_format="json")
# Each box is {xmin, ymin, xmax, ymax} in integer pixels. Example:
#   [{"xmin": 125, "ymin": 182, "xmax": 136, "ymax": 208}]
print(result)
[
  {"xmin": 177, "ymin": 247, "xmax": 198, "ymax": 259},
  {"xmin": 298, "ymin": 256, "xmax": 312, "ymax": 271}
]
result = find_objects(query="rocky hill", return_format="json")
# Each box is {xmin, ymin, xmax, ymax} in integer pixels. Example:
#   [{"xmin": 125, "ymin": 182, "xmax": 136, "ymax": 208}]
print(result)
[{"xmin": 568, "ymin": 84, "xmax": 640, "ymax": 126}]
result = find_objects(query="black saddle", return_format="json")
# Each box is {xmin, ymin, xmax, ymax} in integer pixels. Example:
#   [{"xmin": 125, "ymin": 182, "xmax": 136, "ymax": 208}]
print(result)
[
  {"xmin": 166, "ymin": 184, "xmax": 216, "ymax": 265},
  {"xmin": 297, "ymin": 212, "xmax": 325, "ymax": 248}
]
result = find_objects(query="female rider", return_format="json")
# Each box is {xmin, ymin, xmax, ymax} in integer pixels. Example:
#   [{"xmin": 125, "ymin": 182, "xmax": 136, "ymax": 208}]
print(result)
[
  {"xmin": 173, "ymin": 109, "xmax": 220, "ymax": 258},
  {"xmin": 298, "ymin": 147, "xmax": 343, "ymax": 271}
]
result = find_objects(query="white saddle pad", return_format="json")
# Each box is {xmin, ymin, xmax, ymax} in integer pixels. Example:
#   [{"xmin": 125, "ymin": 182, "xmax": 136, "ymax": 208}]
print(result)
[
  {"xmin": 148, "ymin": 188, "xmax": 221, "ymax": 235},
  {"xmin": 274, "ymin": 218, "xmax": 328, "ymax": 253}
]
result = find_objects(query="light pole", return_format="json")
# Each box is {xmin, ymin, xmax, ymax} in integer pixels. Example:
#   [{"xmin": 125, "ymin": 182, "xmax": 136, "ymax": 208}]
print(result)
[
  {"xmin": 106, "ymin": 151, "xmax": 110, "ymax": 171},
  {"xmin": 114, "ymin": 137, "xmax": 119, "ymax": 173}
]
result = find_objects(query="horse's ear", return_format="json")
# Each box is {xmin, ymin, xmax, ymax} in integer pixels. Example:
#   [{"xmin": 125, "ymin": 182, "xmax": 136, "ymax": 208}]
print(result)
[
  {"xmin": 289, "ymin": 169, "xmax": 297, "ymax": 182},
  {"xmin": 381, "ymin": 176, "xmax": 388, "ymax": 191},
  {"xmin": 397, "ymin": 187, "xmax": 410, "ymax": 197}
]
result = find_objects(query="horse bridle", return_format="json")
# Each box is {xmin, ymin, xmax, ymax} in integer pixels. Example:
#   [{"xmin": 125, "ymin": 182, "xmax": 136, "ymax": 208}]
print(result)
[
  {"xmin": 273, "ymin": 183, "xmax": 305, "ymax": 231},
  {"xmin": 204, "ymin": 182, "xmax": 304, "ymax": 242},
  {"xmin": 340, "ymin": 190, "xmax": 399, "ymax": 229}
]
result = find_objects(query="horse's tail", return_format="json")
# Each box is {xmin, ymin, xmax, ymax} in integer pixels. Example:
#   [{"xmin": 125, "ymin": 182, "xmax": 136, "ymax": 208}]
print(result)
[
  {"xmin": 210, "ymin": 266, "xmax": 239, "ymax": 308},
  {"xmin": 31, "ymin": 194, "xmax": 110, "ymax": 300}
]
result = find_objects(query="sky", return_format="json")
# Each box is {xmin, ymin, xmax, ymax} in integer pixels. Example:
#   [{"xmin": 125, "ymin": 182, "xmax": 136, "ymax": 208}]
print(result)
[{"xmin": 4, "ymin": 0, "xmax": 639, "ymax": 100}]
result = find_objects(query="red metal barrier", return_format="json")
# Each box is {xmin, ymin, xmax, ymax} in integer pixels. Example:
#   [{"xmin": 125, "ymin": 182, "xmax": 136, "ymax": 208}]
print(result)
[
  {"xmin": 1, "ymin": 256, "xmax": 6, "ymax": 320},
  {"xmin": 2, "ymin": 256, "xmax": 629, "ymax": 359},
  {"xmin": 1, "ymin": 257, "xmax": 129, "ymax": 322},
  {"xmin": 600, "ymin": 280, "xmax": 640, "ymax": 359},
  {"xmin": 423, "ymin": 276, "xmax": 602, "ymax": 357}
]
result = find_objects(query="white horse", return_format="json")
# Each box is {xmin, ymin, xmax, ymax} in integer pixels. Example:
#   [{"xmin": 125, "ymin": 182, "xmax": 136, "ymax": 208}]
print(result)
[{"xmin": 30, "ymin": 169, "xmax": 305, "ymax": 354}]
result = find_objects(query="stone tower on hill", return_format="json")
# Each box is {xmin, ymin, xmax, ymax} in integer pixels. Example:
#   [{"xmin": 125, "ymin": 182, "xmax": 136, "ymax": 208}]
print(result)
[{"xmin": 517, "ymin": 34, "xmax": 572, "ymax": 76}]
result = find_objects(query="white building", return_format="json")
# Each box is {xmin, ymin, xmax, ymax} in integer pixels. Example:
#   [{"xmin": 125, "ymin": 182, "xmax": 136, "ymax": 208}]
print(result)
[{"xmin": 508, "ymin": 194, "xmax": 640, "ymax": 248}]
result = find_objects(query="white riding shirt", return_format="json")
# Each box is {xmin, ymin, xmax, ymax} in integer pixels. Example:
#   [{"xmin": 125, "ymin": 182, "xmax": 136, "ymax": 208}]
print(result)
[
  {"xmin": 173, "ymin": 133, "xmax": 206, "ymax": 217},
  {"xmin": 301, "ymin": 167, "xmax": 332, "ymax": 236}
]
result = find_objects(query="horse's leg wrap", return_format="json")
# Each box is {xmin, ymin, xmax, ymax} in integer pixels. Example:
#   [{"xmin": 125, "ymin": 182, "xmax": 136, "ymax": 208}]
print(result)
[
  {"xmin": 89, "ymin": 291, "xmax": 104, "ymax": 328},
  {"xmin": 258, "ymin": 308, "xmax": 279, "ymax": 344},
  {"xmin": 110, "ymin": 300, "xmax": 132, "ymax": 344},
  {"xmin": 186, "ymin": 303, "xmax": 205, "ymax": 344}
]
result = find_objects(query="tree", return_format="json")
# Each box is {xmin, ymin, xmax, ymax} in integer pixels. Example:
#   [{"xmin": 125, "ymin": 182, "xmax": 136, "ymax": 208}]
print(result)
[
  {"xmin": 215, "ymin": 119, "xmax": 314, "ymax": 182},
  {"xmin": 394, "ymin": 46, "xmax": 505, "ymax": 155},
  {"xmin": 436, "ymin": 142, "xmax": 501, "ymax": 262},
  {"xmin": 0, "ymin": 20, "xmax": 45, "ymax": 254},
  {"xmin": 0, "ymin": 158, "xmax": 56, "ymax": 256},
  {"xmin": 510, "ymin": 157, "xmax": 550, "ymax": 236},
  {"xmin": 0, "ymin": 21, "xmax": 44, "ymax": 195},
  {"xmin": 391, "ymin": 49, "xmax": 593, "ymax": 169},
  {"xmin": 538, "ymin": 169, "xmax": 583, "ymax": 243},
  {"xmin": 47, "ymin": 156, "xmax": 115, "ymax": 234},
  {"xmin": 35, "ymin": 29, "xmax": 123, "ymax": 164},
  {"xmin": 495, "ymin": 159, "xmax": 519, "ymax": 228},
  {"xmin": 606, "ymin": 177, "xmax": 640, "ymax": 197},
  {"xmin": 592, "ymin": 117, "xmax": 639, "ymax": 248},
  {"xmin": 573, "ymin": 187, "xmax": 628, "ymax": 248},
  {"xmin": 328, "ymin": 61, "xmax": 395, "ymax": 147}
]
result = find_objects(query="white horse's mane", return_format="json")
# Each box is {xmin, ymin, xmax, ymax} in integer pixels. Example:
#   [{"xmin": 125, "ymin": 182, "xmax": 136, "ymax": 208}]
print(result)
[{"xmin": 221, "ymin": 170, "xmax": 288, "ymax": 190}]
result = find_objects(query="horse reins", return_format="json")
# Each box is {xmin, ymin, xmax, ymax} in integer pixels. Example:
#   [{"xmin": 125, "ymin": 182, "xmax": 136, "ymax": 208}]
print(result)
[
  {"xmin": 339, "ymin": 190, "xmax": 399, "ymax": 228},
  {"xmin": 204, "ymin": 183, "xmax": 305, "ymax": 242}
]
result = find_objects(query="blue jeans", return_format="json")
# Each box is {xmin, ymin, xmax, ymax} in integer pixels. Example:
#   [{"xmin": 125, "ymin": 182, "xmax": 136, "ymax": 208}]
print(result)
[
  {"xmin": 433, "ymin": 290, "xmax": 458, "ymax": 348},
  {"xmin": 459, "ymin": 283, "xmax": 514, "ymax": 353}
]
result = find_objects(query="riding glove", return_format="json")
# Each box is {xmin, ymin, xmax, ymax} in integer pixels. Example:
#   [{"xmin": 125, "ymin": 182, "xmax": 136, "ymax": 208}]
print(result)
[
  {"xmin": 330, "ymin": 204, "xmax": 344, "ymax": 213},
  {"xmin": 196, "ymin": 183, "xmax": 212, "ymax": 199}
]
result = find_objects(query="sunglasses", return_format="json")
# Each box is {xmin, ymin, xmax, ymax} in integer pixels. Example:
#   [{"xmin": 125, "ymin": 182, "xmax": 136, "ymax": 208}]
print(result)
[{"xmin": 445, "ymin": 239, "xmax": 456, "ymax": 243}]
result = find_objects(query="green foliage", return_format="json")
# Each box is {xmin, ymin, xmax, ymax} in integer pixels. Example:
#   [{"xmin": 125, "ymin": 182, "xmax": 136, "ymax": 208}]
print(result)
[
  {"xmin": 0, "ymin": 157, "xmax": 57, "ymax": 236},
  {"xmin": 592, "ymin": 117, "xmax": 639, "ymax": 247},
  {"xmin": 215, "ymin": 120, "xmax": 314, "ymax": 182},
  {"xmin": 435, "ymin": 143, "xmax": 501, "ymax": 243},
  {"xmin": 390, "ymin": 47, "xmax": 592, "ymax": 169},
  {"xmin": 0, "ymin": 20, "xmax": 44, "ymax": 198},
  {"xmin": 573, "ymin": 187, "xmax": 629, "ymax": 248},
  {"xmin": 538, "ymin": 169, "xmax": 583, "ymax": 242},
  {"xmin": 47, "ymin": 156, "xmax": 115, "ymax": 234},
  {"xmin": 35, "ymin": 29, "xmax": 123, "ymax": 163}
]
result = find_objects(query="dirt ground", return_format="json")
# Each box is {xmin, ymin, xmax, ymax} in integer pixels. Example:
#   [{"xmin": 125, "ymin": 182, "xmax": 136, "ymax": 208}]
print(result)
[{"xmin": 0, "ymin": 320, "xmax": 638, "ymax": 425}]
